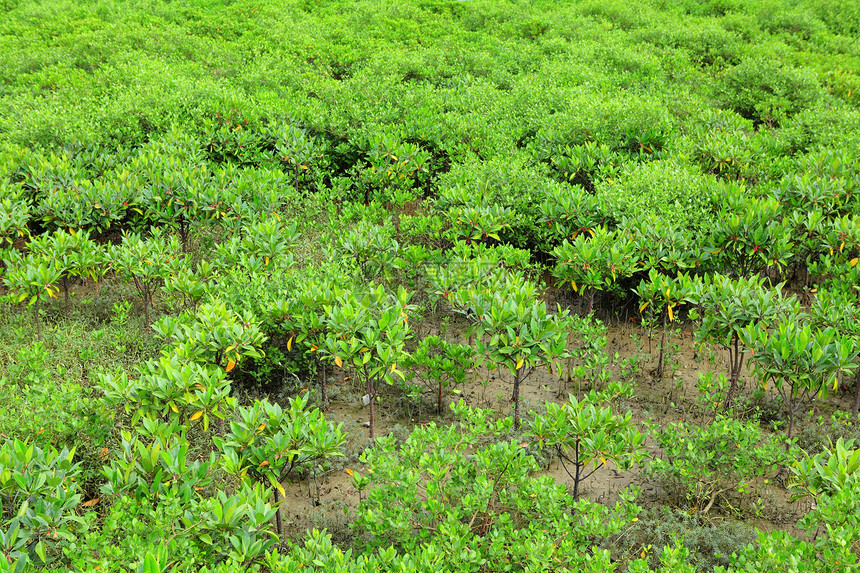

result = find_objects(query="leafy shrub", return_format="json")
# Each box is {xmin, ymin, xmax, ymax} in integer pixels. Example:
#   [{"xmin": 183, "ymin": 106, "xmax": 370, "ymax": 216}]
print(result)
[
  {"xmin": 349, "ymin": 400, "xmax": 642, "ymax": 570},
  {"xmin": 594, "ymin": 159, "xmax": 716, "ymax": 233},
  {"xmin": 607, "ymin": 506, "xmax": 757, "ymax": 572},
  {"xmin": 647, "ymin": 416, "xmax": 789, "ymax": 514},
  {"xmin": 714, "ymin": 59, "xmax": 824, "ymax": 126}
]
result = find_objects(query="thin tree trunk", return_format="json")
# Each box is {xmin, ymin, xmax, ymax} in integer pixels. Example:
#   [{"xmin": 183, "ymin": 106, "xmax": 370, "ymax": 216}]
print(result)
[
  {"xmin": 320, "ymin": 360, "xmax": 328, "ymax": 411},
  {"xmin": 656, "ymin": 310, "xmax": 667, "ymax": 378},
  {"xmin": 786, "ymin": 405, "xmax": 795, "ymax": 444},
  {"xmin": 144, "ymin": 286, "xmax": 151, "ymax": 332},
  {"xmin": 273, "ymin": 486, "xmax": 283, "ymax": 536},
  {"xmin": 34, "ymin": 298, "xmax": 42, "ymax": 341},
  {"xmin": 724, "ymin": 334, "xmax": 741, "ymax": 409},
  {"xmin": 368, "ymin": 376, "xmax": 375, "ymax": 440},
  {"xmin": 512, "ymin": 370, "xmax": 522, "ymax": 430},
  {"xmin": 62, "ymin": 276, "xmax": 71, "ymax": 317},
  {"xmin": 438, "ymin": 379, "xmax": 443, "ymax": 416},
  {"xmin": 852, "ymin": 367, "xmax": 860, "ymax": 422}
]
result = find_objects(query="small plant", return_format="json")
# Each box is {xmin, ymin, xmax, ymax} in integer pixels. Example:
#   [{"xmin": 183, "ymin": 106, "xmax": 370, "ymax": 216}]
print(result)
[
  {"xmin": 1, "ymin": 250, "xmax": 62, "ymax": 340},
  {"xmin": 109, "ymin": 228, "xmax": 180, "ymax": 331},
  {"xmin": 402, "ymin": 334, "xmax": 475, "ymax": 416},
  {"xmin": 529, "ymin": 385, "xmax": 646, "ymax": 499},
  {"xmin": 634, "ymin": 269, "xmax": 691, "ymax": 379},
  {"xmin": 742, "ymin": 319, "xmax": 857, "ymax": 442},
  {"xmin": 685, "ymin": 273, "xmax": 795, "ymax": 409},
  {"xmin": 552, "ymin": 226, "xmax": 639, "ymax": 315},
  {"xmin": 647, "ymin": 416, "xmax": 790, "ymax": 514},
  {"xmin": 467, "ymin": 276, "xmax": 572, "ymax": 429},
  {"xmin": 317, "ymin": 285, "xmax": 412, "ymax": 439},
  {"xmin": 28, "ymin": 228, "xmax": 105, "ymax": 317},
  {"xmin": 214, "ymin": 393, "xmax": 345, "ymax": 537}
]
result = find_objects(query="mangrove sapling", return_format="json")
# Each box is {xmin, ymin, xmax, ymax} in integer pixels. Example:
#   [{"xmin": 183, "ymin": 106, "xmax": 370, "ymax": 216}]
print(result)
[
  {"xmin": 140, "ymin": 164, "xmax": 205, "ymax": 252},
  {"xmin": 634, "ymin": 269, "xmax": 691, "ymax": 379},
  {"xmin": 551, "ymin": 226, "xmax": 639, "ymax": 316},
  {"xmin": 214, "ymin": 394, "xmax": 345, "ymax": 538},
  {"xmin": 709, "ymin": 190, "xmax": 793, "ymax": 278},
  {"xmin": 28, "ymin": 228, "xmax": 105, "ymax": 317},
  {"xmin": 536, "ymin": 185, "xmax": 604, "ymax": 250},
  {"xmin": 808, "ymin": 287, "xmax": 860, "ymax": 420},
  {"xmin": 742, "ymin": 319, "xmax": 857, "ymax": 444},
  {"xmin": 622, "ymin": 215, "xmax": 706, "ymax": 274},
  {"xmin": 152, "ymin": 300, "xmax": 266, "ymax": 371},
  {"xmin": 563, "ymin": 314, "xmax": 611, "ymax": 396},
  {"xmin": 469, "ymin": 276, "xmax": 572, "ymax": 429},
  {"xmin": 685, "ymin": 273, "xmax": 794, "ymax": 409},
  {"xmin": 285, "ymin": 276, "xmax": 346, "ymax": 410},
  {"xmin": 529, "ymin": 386, "xmax": 645, "ymax": 499},
  {"xmin": 337, "ymin": 220, "xmax": 400, "ymax": 281},
  {"xmin": 403, "ymin": 335, "xmax": 475, "ymax": 415},
  {"xmin": 0, "ymin": 250, "xmax": 62, "ymax": 341},
  {"xmin": 273, "ymin": 122, "xmax": 326, "ymax": 196},
  {"xmin": 0, "ymin": 187, "xmax": 30, "ymax": 249},
  {"xmin": 109, "ymin": 228, "xmax": 180, "ymax": 332},
  {"xmin": 320, "ymin": 285, "xmax": 412, "ymax": 439},
  {"xmin": 647, "ymin": 415, "xmax": 789, "ymax": 514}
]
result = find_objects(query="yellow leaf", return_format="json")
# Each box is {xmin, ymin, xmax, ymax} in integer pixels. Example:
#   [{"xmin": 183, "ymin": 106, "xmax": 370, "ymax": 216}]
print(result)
[
  {"xmin": 225, "ymin": 360, "xmax": 236, "ymax": 373},
  {"xmin": 274, "ymin": 481, "xmax": 286, "ymax": 499},
  {"xmin": 587, "ymin": 228, "xmax": 595, "ymax": 237},
  {"xmin": 310, "ymin": 344, "xmax": 319, "ymax": 352},
  {"xmin": 81, "ymin": 498, "xmax": 100, "ymax": 507},
  {"xmin": 170, "ymin": 403, "xmax": 178, "ymax": 414},
  {"xmin": 259, "ymin": 461, "xmax": 270, "ymax": 467},
  {"xmin": 516, "ymin": 357, "xmax": 524, "ymax": 370},
  {"xmin": 287, "ymin": 337, "xmax": 293, "ymax": 351},
  {"xmin": 256, "ymin": 423, "xmax": 266, "ymax": 433},
  {"xmin": 639, "ymin": 301, "xmax": 650, "ymax": 312},
  {"xmin": 667, "ymin": 304, "xmax": 674, "ymax": 322},
  {"xmin": 850, "ymin": 258, "xmax": 858, "ymax": 267},
  {"xmin": 840, "ymin": 241, "xmax": 845, "ymax": 253},
  {"xmin": 335, "ymin": 355, "xmax": 343, "ymax": 368},
  {"xmin": 300, "ymin": 165, "xmax": 308, "ymax": 170},
  {"xmin": 190, "ymin": 411, "xmax": 203, "ymax": 421},
  {"xmin": 265, "ymin": 256, "xmax": 270, "ymax": 266},
  {"xmin": 345, "ymin": 468, "xmax": 354, "ymax": 477},
  {"xmin": 69, "ymin": 228, "xmax": 77, "ymax": 236},
  {"xmin": 274, "ymin": 212, "xmax": 281, "ymax": 221},
  {"xmin": 571, "ymin": 280, "xmax": 578, "ymax": 293}
]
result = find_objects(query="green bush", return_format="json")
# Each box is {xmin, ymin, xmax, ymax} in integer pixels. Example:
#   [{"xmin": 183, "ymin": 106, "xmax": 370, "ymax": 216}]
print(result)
[
  {"xmin": 594, "ymin": 159, "xmax": 716, "ymax": 233},
  {"xmin": 713, "ymin": 58, "xmax": 824, "ymax": 126}
]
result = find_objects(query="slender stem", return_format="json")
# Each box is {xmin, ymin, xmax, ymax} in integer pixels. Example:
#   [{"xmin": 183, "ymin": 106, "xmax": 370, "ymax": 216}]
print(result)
[
  {"xmin": 34, "ymin": 298, "xmax": 42, "ymax": 341},
  {"xmin": 512, "ymin": 369, "xmax": 522, "ymax": 430},
  {"xmin": 852, "ymin": 367, "xmax": 860, "ymax": 422},
  {"xmin": 368, "ymin": 374, "xmax": 375, "ymax": 440},
  {"xmin": 273, "ymin": 486, "xmax": 283, "ymax": 537},
  {"xmin": 656, "ymin": 309, "xmax": 666, "ymax": 378}
]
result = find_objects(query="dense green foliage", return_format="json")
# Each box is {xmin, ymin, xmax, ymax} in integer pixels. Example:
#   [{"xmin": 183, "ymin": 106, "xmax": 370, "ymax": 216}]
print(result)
[{"xmin": 1, "ymin": 0, "xmax": 860, "ymax": 570}]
